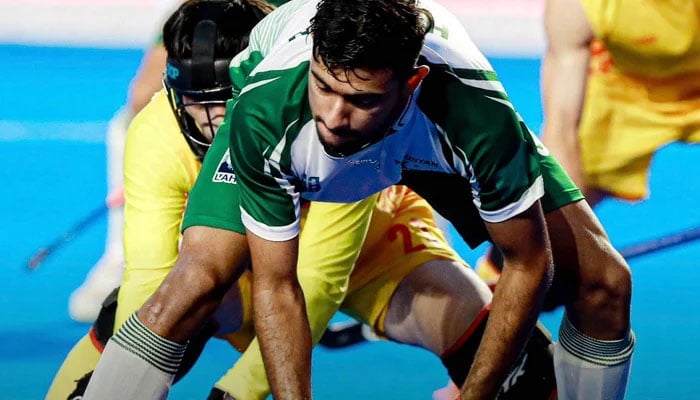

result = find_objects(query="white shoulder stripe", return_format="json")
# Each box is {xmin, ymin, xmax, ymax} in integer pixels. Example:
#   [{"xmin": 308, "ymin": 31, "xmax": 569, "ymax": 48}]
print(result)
[
  {"xmin": 485, "ymin": 95, "xmax": 515, "ymax": 111},
  {"xmin": 240, "ymin": 76, "xmax": 281, "ymax": 96},
  {"xmin": 458, "ymin": 77, "xmax": 505, "ymax": 93},
  {"xmin": 478, "ymin": 176, "xmax": 544, "ymax": 223}
]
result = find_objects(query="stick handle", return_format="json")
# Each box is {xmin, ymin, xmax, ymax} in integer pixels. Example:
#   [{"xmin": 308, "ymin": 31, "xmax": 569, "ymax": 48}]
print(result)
[{"xmin": 619, "ymin": 226, "xmax": 700, "ymax": 260}]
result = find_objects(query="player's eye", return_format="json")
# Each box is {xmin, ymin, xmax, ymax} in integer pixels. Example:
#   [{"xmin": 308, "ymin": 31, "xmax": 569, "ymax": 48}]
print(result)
[
  {"xmin": 316, "ymin": 82, "xmax": 332, "ymax": 93},
  {"xmin": 350, "ymin": 95, "xmax": 380, "ymax": 108}
]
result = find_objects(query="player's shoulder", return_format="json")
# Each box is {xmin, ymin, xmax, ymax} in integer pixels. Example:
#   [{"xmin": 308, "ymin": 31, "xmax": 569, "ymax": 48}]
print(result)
[
  {"xmin": 246, "ymin": 0, "xmax": 317, "ymax": 59},
  {"xmin": 234, "ymin": 61, "xmax": 311, "ymax": 140},
  {"xmin": 419, "ymin": 0, "xmax": 493, "ymax": 72},
  {"xmin": 129, "ymin": 90, "xmax": 176, "ymax": 134},
  {"xmin": 126, "ymin": 90, "xmax": 193, "ymax": 161}
]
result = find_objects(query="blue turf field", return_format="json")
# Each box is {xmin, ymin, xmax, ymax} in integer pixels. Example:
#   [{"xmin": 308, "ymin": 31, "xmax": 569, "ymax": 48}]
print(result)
[{"xmin": 0, "ymin": 44, "xmax": 699, "ymax": 399}]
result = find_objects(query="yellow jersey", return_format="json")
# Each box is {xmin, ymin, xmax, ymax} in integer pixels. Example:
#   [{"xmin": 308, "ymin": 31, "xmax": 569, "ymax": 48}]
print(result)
[
  {"xmin": 117, "ymin": 90, "xmax": 201, "ymax": 327},
  {"xmin": 582, "ymin": 0, "xmax": 700, "ymax": 80}
]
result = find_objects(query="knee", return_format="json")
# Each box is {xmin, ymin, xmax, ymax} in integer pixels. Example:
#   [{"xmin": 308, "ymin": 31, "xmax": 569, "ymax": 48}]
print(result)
[
  {"xmin": 138, "ymin": 257, "xmax": 233, "ymax": 329},
  {"xmin": 174, "ymin": 248, "xmax": 237, "ymax": 295},
  {"xmin": 584, "ymin": 253, "xmax": 632, "ymax": 309},
  {"xmin": 573, "ymin": 252, "xmax": 632, "ymax": 337}
]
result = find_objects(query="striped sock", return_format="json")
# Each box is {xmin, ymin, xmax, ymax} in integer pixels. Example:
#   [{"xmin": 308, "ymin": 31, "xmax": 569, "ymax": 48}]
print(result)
[
  {"xmin": 554, "ymin": 314, "xmax": 635, "ymax": 400},
  {"xmin": 83, "ymin": 313, "xmax": 187, "ymax": 400},
  {"xmin": 112, "ymin": 313, "xmax": 187, "ymax": 374}
]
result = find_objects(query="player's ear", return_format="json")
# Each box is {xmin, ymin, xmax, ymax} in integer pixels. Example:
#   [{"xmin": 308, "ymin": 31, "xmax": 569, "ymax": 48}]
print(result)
[{"xmin": 406, "ymin": 65, "xmax": 430, "ymax": 92}]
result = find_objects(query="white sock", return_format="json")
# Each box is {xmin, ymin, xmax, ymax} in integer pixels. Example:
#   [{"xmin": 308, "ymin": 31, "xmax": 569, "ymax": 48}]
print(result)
[
  {"xmin": 83, "ymin": 314, "xmax": 186, "ymax": 400},
  {"xmin": 554, "ymin": 315, "xmax": 635, "ymax": 400}
]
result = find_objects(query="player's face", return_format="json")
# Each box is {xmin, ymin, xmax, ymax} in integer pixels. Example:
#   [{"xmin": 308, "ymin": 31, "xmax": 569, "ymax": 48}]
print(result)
[
  {"xmin": 181, "ymin": 95, "xmax": 227, "ymax": 142},
  {"xmin": 308, "ymin": 57, "xmax": 412, "ymax": 157}
]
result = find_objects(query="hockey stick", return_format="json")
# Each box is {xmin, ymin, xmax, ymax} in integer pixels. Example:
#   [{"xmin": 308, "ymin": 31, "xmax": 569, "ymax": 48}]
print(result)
[
  {"xmin": 619, "ymin": 225, "xmax": 700, "ymax": 260},
  {"xmin": 320, "ymin": 224, "xmax": 700, "ymax": 349},
  {"xmin": 26, "ymin": 188, "xmax": 125, "ymax": 270}
]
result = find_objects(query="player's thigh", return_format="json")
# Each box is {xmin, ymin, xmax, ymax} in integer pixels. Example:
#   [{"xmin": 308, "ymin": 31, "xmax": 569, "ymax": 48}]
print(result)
[
  {"xmin": 383, "ymin": 259, "xmax": 492, "ymax": 355},
  {"xmin": 341, "ymin": 204, "xmax": 461, "ymax": 335},
  {"xmin": 542, "ymin": 200, "xmax": 631, "ymax": 311}
]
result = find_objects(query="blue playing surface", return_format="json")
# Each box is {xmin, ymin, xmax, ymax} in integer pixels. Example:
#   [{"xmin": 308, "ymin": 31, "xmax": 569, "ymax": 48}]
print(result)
[{"xmin": 0, "ymin": 44, "xmax": 698, "ymax": 399}]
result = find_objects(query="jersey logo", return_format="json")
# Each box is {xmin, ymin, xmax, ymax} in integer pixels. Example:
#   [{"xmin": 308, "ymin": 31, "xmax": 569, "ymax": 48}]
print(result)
[
  {"xmin": 212, "ymin": 148, "xmax": 237, "ymax": 184},
  {"xmin": 303, "ymin": 176, "xmax": 321, "ymax": 192}
]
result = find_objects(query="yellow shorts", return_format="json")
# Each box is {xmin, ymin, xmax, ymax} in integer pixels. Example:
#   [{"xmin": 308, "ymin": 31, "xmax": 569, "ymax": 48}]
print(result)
[
  {"xmin": 235, "ymin": 186, "xmax": 466, "ymax": 338},
  {"xmin": 340, "ymin": 187, "xmax": 465, "ymax": 336},
  {"xmin": 579, "ymin": 66, "xmax": 700, "ymax": 200}
]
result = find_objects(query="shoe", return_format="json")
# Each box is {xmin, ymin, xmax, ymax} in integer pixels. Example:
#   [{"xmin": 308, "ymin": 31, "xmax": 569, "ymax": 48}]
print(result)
[
  {"xmin": 69, "ymin": 251, "xmax": 124, "ymax": 323},
  {"xmin": 432, "ymin": 379, "xmax": 460, "ymax": 400}
]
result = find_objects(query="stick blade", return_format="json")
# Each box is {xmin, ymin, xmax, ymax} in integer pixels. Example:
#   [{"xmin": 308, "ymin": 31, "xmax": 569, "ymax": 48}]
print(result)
[{"xmin": 26, "ymin": 248, "xmax": 49, "ymax": 270}]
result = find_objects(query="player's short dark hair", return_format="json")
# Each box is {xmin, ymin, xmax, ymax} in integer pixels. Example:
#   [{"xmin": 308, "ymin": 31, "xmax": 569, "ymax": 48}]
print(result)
[
  {"xmin": 309, "ymin": 0, "xmax": 433, "ymax": 81},
  {"xmin": 163, "ymin": 0, "xmax": 274, "ymax": 60}
]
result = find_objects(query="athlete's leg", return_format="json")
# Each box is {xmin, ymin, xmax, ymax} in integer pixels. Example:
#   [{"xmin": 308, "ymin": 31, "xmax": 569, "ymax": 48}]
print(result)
[
  {"xmin": 384, "ymin": 260, "xmax": 557, "ymax": 399},
  {"xmin": 82, "ymin": 226, "xmax": 249, "ymax": 400},
  {"xmin": 45, "ymin": 334, "xmax": 102, "ymax": 400},
  {"xmin": 51, "ymin": 281, "xmax": 249, "ymax": 399},
  {"xmin": 48, "ymin": 288, "xmax": 120, "ymax": 399},
  {"xmin": 383, "ymin": 260, "xmax": 490, "ymax": 354},
  {"xmin": 544, "ymin": 200, "xmax": 634, "ymax": 400}
]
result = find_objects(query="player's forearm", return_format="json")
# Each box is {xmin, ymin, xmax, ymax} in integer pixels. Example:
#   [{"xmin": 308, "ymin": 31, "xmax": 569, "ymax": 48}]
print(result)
[
  {"xmin": 461, "ymin": 252, "xmax": 552, "ymax": 399},
  {"xmin": 541, "ymin": 42, "xmax": 590, "ymax": 189},
  {"xmin": 127, "ymin": 44, "xmax": 167, "ymax": 115},
  {"xmin": 253, "ymin": 277, "xmax": 313, "ymax": 400},
  {"xmin": 220, "ymin": 276, "xmax": 346, "ymax": 400}
]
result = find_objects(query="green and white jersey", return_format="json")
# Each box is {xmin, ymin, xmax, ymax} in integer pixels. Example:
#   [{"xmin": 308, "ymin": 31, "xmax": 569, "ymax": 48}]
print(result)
[{"xmin": 226, "ymin": 0, "xmax": 581, "ymax": 245}]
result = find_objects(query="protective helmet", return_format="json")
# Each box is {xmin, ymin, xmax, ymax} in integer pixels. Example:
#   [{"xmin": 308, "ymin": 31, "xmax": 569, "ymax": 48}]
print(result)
[{"xmin": 163, "ymin": 19, "xmax": 232, "ymax": 160}]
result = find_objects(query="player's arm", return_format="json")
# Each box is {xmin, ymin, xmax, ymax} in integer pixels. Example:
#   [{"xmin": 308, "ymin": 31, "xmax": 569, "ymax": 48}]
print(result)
[
  {"xmin": 246, "ymin": 232, "xmax": 311, "ymax": 400},
  {"xmin": 461, "ymin": 204, "xmax": 553, "ymax": 399},
  {"xmin": 540, "ymin": 0, "xmax": 594, "ymax": 188},
  {"xmin": 127, "ymin": 44, "xmax": 168, "ymax": 116},
  {"xmin": 218, "ymin": 196, "xmax": 376, "ymax": 399},
  {"xmin": 115, "ymin": 93, "xmax": 197, "ymax": 329},
  {"xmin": 227, "ymin": 101, "xmax": 317, "ymax": 399},
  {"xmin": 441, "ymin": 60, "xmax": 556, "ymax": 398}
]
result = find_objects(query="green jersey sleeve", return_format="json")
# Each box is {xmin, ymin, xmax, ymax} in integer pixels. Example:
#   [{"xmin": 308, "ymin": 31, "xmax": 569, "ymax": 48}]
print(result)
[
  {"xmin": 418, "ymin": 63, "xmax": 545, "ymax": 222},
  {"xmin": 227, "ymin": 63, "xmax": 312, "ymax": 241}
]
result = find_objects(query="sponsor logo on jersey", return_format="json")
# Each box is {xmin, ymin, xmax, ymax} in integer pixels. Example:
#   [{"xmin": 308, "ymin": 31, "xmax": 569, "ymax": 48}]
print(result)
[
  {"xmin": 303, "ymin": 176, "xmax": 321, "ymax": 192},
  {"xmin": 212, "ymin": 148, "xmax": 237, "ymax": 184},
  {"xmin": 398, "ymin": 155, "xmax": 440, "ymax": 170}
]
